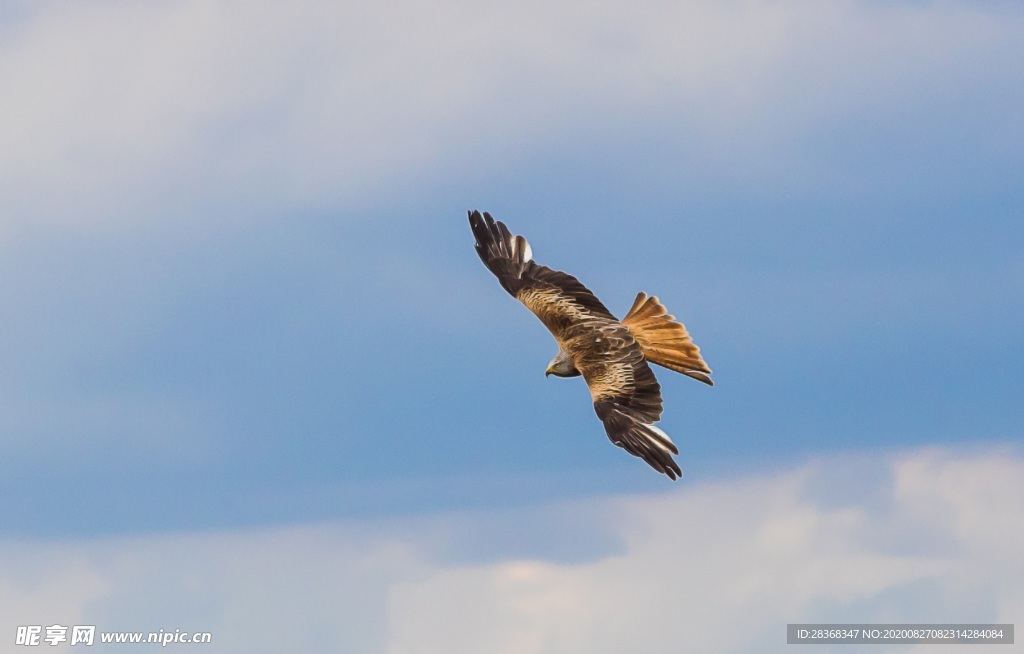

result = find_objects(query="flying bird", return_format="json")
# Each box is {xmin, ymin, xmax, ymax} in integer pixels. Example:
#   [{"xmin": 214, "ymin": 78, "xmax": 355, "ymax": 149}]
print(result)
[{"xmin": 469, "ymin": 210, "xmax": 712, "ymax": 479}]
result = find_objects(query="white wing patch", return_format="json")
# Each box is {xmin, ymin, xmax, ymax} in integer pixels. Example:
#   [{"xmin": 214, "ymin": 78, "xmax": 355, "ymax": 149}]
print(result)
[
  {"xmin": 508, "ymin": 234, "xmax": 533, "ymax": 263},
  {"xmin": 642, "ymin": 422, "xmax": 676, "ymax": 453}
]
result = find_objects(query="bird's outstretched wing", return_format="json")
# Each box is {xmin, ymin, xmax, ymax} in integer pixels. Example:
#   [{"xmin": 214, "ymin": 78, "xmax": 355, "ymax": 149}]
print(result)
[
  {"xmin": 469, "ymin": 210, "xmax": 681, "ymax": 478},
  {"xmin": 582, "ymin": 323, "xmax": 681, "ymax": 479},
  {"xmin": 468, "ymin": 210, "xmax": 615, "ymax": 327}
]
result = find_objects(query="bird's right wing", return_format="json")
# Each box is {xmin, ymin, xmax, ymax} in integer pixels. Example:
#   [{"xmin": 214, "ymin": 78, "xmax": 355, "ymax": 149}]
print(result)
[{"xmin": 583, "ymin": 324, "xmax": 681, "ymax": 480}]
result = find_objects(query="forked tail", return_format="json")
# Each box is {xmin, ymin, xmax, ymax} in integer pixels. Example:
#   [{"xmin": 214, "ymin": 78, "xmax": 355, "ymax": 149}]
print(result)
[{"xmin": 622, "ymin": 292, "xmax": 713, "ymax": 386}]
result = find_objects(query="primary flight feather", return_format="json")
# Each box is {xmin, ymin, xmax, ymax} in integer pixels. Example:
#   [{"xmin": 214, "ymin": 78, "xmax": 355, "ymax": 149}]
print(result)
[{"xmin": 468, "ymin": 210, "xmax": 713, "ymax": 479}]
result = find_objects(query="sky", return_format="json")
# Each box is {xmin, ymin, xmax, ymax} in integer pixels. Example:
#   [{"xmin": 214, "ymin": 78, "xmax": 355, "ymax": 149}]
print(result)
[{"xmin": 0, "ymin": 0, "xmax": 1021, "ymax": 651}]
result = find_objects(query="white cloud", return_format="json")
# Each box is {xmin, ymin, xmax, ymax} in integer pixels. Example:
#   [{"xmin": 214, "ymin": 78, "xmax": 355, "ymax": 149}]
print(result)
[
  {"xmin": 0, "ymin": 446, "xmax": 1020, "ymax": 653},
  {"xmin": 0, "ymin": 0, "xmax": 1020, "ymax": 230}
]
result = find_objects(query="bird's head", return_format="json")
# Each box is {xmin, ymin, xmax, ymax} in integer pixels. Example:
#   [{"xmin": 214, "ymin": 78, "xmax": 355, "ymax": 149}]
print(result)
[{"xmin": 545, "ymin": 350, "xmax": 581, "ymax": 378}]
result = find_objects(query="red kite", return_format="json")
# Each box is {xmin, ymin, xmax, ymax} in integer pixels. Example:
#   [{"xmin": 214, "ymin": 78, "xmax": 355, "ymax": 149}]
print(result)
[{"xmin": 469, "ymin": 211, "xmax": 712, "ymax": 479}]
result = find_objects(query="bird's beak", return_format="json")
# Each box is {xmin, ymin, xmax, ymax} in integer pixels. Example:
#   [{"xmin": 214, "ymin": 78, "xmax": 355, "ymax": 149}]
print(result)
[{"xmin": 545, "ymin": 365, "xmax": 554, "ymax": 377}]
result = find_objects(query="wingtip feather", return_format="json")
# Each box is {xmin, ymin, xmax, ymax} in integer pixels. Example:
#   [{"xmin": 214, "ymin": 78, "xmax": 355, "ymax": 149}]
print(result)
[{"xmin": 597, "ymin": 404, "xmax": 682, "ymax": 480}]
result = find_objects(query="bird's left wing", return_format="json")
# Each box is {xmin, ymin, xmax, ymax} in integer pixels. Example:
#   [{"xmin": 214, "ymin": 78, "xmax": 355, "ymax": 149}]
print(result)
[{"xmin": 468, "ymin": 210, "xmax": 616, "ymax": 335}]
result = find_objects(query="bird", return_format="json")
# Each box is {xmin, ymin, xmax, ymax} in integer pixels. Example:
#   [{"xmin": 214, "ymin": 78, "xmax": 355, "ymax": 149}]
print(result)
[{"xmin": 468, "ymin": 210, "xmax": 713, "ymax": 479}]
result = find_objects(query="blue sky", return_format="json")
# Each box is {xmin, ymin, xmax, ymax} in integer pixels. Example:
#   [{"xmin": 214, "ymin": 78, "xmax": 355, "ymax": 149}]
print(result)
[{"xmin": 1, "ymin": 1, "xmax": 1022, "ymax": 651}]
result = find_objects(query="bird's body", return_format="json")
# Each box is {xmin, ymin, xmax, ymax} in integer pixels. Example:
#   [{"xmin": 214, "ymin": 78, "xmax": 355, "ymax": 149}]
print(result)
[{"xmin": 469, "ymin": 211, "xmax": 712, "ymax": 479}]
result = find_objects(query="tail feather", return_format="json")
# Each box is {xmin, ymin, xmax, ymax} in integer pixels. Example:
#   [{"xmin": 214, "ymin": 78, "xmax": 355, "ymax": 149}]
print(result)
[{"xmin": 622, "ymin": 292, "xmax": 713, "ymax": 386}]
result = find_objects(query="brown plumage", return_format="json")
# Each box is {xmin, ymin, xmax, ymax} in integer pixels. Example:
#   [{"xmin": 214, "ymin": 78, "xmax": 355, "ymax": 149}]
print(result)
[
  {"xmin": 469, "ymin": 210, "xmax": 713, "ymax": 479},
  {"xmin": 622, "ymin": 292, "xmax": 714, "ymax": 386}
]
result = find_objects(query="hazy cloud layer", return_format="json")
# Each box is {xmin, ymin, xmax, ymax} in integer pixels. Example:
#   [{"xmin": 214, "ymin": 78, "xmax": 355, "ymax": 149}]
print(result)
[
  {"xmin": 1, "ymin": 0, "xmax": 1020, "ymax": 228},
  {"xmin": 1, "ymin": 447, "xmax": 1020, "ymax": 652}
]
